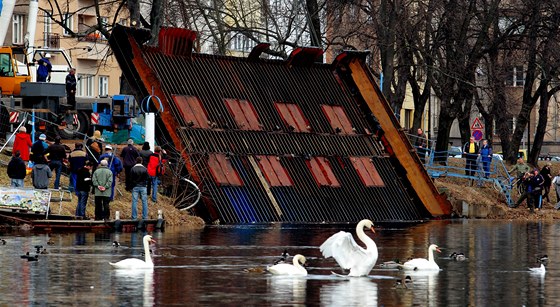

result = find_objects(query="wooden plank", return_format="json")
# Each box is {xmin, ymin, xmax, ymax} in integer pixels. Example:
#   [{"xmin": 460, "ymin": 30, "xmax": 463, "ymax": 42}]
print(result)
[
  {"xmin": 286, "ymin": 103, "xmax": 309, "ymax": 132},
  {"xmin": 248, "ymin": 156, "xmax": 283, "ymax": 217},
  {"xmin": 173, "ymin": 95, "xmax": 201, "ymax": 127},
  {"xmin": 215, "ymin": 154, "xmax": 243, "ymax": 186},
  {"xmin": 274, "ymin": 102, "xmax": 300, "ymax": 132},
  {"xmin": 347, "ymin": 58, "xmax": 451, "ymax": 215},
  {"xmin": 186, "ymin": 96, "xmax": 210, "ymax": 128}
]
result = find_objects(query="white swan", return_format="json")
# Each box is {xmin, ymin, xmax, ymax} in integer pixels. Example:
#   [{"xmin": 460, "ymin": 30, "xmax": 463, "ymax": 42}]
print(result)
[
  {"xmin": 320, "ymin": 219, "xmax": 378, "ymax": 277},
  {"xmin": 110, "ymin": 235, "xmax": 156, "ymax": 269},
  {"xmin": 529, "ymin": 263, "xmax": 546, "ymax": 274},
  {"xmin": 400, "ymin": 244, "xmax": 441, "ymax": 271},
  {"xmin": 267, "ymin": 254, "xmax": 307, "ymax": 276}
]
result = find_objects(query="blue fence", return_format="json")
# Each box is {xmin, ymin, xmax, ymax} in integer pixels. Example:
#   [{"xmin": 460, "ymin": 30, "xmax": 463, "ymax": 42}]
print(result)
[{"xmin": 407, "ymin": 134, "xmax": 515, "ymax": 206}]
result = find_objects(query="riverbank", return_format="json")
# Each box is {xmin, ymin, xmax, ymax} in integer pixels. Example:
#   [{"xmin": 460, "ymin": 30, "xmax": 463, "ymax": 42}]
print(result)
[
  {"xmin": 436, "ymin": 158, "xmax": 560, "ymax": 220},
  {"xmin": 0, "ymin": 164, "xmax": 205, "ymax": 228}
]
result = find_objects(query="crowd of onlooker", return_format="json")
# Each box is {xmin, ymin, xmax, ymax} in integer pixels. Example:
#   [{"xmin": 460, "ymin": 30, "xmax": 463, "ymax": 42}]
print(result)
[{"xmin": 7, "ymin": 127, "xmax": 167, "ymax": 220}]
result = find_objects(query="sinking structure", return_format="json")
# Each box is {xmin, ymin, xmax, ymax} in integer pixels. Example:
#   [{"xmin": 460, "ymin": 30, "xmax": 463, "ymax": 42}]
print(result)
[{"xmin": 109, "ymin": 26, "xmax": 451, "ymax": 224}]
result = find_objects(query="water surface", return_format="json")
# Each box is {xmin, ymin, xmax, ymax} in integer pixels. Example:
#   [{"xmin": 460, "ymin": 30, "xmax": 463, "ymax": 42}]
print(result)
[{"xmin": 0, "ymin": 220, "xmax": 556, "ymax": 306}]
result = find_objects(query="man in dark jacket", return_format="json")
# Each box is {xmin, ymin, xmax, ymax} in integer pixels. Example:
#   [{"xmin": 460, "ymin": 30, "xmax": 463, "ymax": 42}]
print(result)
[
  {"xmin": 69, "ymin": 143, "xmax": 88, "ymax": 193},
  {"xmin": 463, "ymin": 137, "xmax": 480, "ymax": 176},
  {"xmin": 65, "ymin": 68, "xmax": 77, "ymax": 108},
  {"xmin": 120, "ymin": 139, "xmax": 140, "ymax": 191},
  {"xmin": 75, "ymin": 161, "xmax": 93, "ymax": 218},
  {"xmin": 130, "ymin": 157, "xmax": 149, "ymax": 219},
  {"xmin": 30, "ymin": 134, "xmax": 49, "ymax": 164},
  {"xmin": 7, "ymin": 151, "xmax": 27, "ymax": 188},
  {"xmin": 45, "ymin": 136, "xmax": 67, "ymax": 189}
]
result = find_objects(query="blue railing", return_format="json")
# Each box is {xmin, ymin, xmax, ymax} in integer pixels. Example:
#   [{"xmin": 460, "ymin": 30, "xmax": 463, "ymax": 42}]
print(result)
[{"xmin": 406, "ymin": 134, "xmax": 514, "ymax": 206}]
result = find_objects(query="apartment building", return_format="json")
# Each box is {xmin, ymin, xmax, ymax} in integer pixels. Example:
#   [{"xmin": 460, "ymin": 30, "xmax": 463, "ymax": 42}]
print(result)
[{"xmin": 6, "ymin": 0, "xmax": 126, "ymax": 99}]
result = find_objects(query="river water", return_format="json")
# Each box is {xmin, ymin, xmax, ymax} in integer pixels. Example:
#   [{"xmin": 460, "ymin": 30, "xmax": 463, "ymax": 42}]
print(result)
[{"xmin": 0, "ymin": 220, "xmax": 557, "ymax": 306}]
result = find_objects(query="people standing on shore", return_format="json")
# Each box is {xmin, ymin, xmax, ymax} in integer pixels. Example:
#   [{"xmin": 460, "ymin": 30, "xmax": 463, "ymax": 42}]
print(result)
[
  {"xmin": 139, "ymin": 142, "xmax": 153, "ymax": 195},
  {"xmin": 478, "ymin": 139, "xmax": 493, "ymax": 178},
  {"xmin": 130, "ymin": 157, "xmax": 149, "ymax": 220},
  {"xmin": 147, "ymin": 146, "xmax": 167, "ymax": 203},
  {"xmin": 75, "ymin": 161, "xmax": 93, "ymax": 219},
  {"xmin": 92, "ymin": 160, "xmax": 113, "ymax": 221},
  {"xmin": 463, "ymin": 137, "xmax": 479, "ymax": 177},
  {"xmin": 68, "ymin": 143, "xmax": 87, "ymax": 193},
  {"xmin": 12, "ymin": 127, "xmax": 32, "ymax": 162},
  {"xmin": 86, "ymin": 130, "xmax": 103, "ymax": 168},
  {"xmin": 7, "ymin": 151, "xmax": 27, "ymax": 188},
  {"xmin": 540, "ymin": 163, "xmax": 552, "ymax": 204},
  {"xmin": 509, "ymin": 158, "xmax": 532, "ymax": 189},
  {"xmin": 513, "ymin": 172, "xmax": 532, "ymax": 208},
  {"xmin": 553, "ymin": 173, "xmax": 560, "ymax": 210},
  {"xmin": 99, "ymin": 145, "xmax": 123, "ymax": 201},
  {"xmin": 32, "ymin": 160, "xmax": 52, "ymax": 189},
  {"xmin": 414, "ymin": 128, "xmax": 428, "ymax": 164},
  {"xmin": 120, "ymin": 139, "xmax": 140, "ymax": 191},
  {"xmin": 529, "ymin": 168, "xmax": 544, "ymax": 212},
  {"xmin": 44, "ymin": 136, "xmax": 67, "ymax": 189},
  {"xmin": 30, "ymin": 134, "xmax": 49, "ymax": 164}
]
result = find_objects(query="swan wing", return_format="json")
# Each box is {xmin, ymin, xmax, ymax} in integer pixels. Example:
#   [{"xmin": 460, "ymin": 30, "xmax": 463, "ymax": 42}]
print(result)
[
  {"xmin": 320, "ymin": 231, "xmax": 368, "ymax": 270},
  {"xmin": 109, "ymin": 258, "xmax": 153, "ymax": 269}
]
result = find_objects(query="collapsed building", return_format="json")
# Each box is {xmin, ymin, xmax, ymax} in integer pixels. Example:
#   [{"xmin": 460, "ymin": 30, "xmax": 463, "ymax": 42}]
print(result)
[{"xmin": 109, "ymin": 26, "xmax": 451, "ymax": 224}]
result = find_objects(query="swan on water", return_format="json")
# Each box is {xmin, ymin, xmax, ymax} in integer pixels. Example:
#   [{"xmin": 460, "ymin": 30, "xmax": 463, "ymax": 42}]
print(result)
[
  {"xmin": 320, "ymin": 219, "xmax": 378, "ymax": 277},
  {"xmin": 267, "ymin": 254, "xmax": 307, "ymax": 276},
  {"xmin": 400, "ymin": 244, "xmax": 441, "ymax": 271},
  {"xmin": 529, "ymin": 263, "xmax": 546, "ymax": 274},
  {"xmin": 109, "ymin": 235, "xmax": 156, "ymax": 269}
]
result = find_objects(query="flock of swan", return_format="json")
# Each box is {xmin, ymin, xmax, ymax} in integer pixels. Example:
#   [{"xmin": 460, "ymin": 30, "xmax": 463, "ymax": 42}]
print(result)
[{"xmin": 107, "ymin": 220, "xmax": 547, "ymax": 278}]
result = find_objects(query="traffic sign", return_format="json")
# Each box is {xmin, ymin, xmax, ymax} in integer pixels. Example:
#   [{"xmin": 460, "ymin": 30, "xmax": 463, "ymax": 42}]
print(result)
[
  {"xmin": 472, "ymin": 129, "xmax": 483, "ymax": 141},
  {"xmin": 471, "ymin": 117, "xmax": 484, "ymax": 130}
]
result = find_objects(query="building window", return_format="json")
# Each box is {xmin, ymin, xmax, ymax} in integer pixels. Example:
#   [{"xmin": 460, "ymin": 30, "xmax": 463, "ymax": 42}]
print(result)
[
  {"xmin": 274, "ymin": 102, "xmax": 311, "ymax": 132},
  {"xmin": 224, "ymin": 98, "xmax": 262, "ymax": 130},
  {"xmin": 230, "ymin": 32, "xmax": 256, "ymax": 52},
  {"xmin": 43, "ymin": 13, "xmax": 52, "ymax": 46},
  {"xmin": 507, "ymin": 66, "xmax": 524, "ymax": 87},
  {"xmin": 256, "ymin": 156, "xmax": 292, "ymax": 187},
  {"xmin": 404, "ymin": 109, "xmax": 412, "ymax": 129},
  {"xmin": 63, "ymin": 13, "xmax": 73, "ymax": 35},
  {"xmin": 306, "ymin": 156, "xmax": 340, "ymax": 187},
  {"xmin": 172, "ymin": 95, "xmax": 211, "ymax": 128},
  {"xmin": 98, "ymin": 76, "xmax": 108, "ymax": 97},
  {"xmin": 12, "ymin": 15, "xmax": 24, "ymax": 44},
  {"xmin": 78, "ymin": 74, "xmax": 94, "ymax": 97},
  {"xmin": 350, "ymin": 157, "xmax": 385, "ymax": 187},
  {"xmin": 321, "ymin": 105, "xmax": 355, "ymax": 134},
  {"xmin": 207, "ymin": 154, "xmax": 243, "ymax": 186},
  {"xmin": 99, "ymin": 17, "xmax": 109, "ymax": 40}
]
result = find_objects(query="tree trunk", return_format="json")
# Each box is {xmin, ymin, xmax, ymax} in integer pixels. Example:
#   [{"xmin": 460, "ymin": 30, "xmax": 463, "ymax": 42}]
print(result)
[
  {"xmin": 305, "ymin": 0, "xmax": 322, "ymax": 61},
  {"xmin": 434, "ymin": 104, "xmax": 456, "ymax": 162},
  {"xmin": 149, "ymin": 0, "xmax": 164, "ymax": 44},
  {"xmin": 530, "ymin": 88, "xmax": 550, "ymax": 164}
]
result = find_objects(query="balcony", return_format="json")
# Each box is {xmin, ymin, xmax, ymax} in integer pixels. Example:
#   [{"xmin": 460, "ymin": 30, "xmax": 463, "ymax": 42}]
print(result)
[{"xmin": 43, "ymin": 32, "xmax": 60, "ymax": 48}]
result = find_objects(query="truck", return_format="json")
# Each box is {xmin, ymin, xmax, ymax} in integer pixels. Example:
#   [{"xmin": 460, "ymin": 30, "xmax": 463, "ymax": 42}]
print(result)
[{"xmin": 0, "ymin": 0, "xmax": 134, "ymax": 139}]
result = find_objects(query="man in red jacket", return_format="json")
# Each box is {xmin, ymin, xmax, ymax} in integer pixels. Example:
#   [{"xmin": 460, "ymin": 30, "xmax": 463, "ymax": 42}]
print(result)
[
  {"xmin": 147, "ymin": 146, "xmax": 167, "ymax": 203},
  {"xmin": 12, "ymin": 127, "xmax": 32, "ymax": 162}
]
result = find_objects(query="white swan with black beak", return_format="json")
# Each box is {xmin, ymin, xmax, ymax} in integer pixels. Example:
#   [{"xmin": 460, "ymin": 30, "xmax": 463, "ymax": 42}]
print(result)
[
  {"xmin": 110, "ymin": 235, "xmax": 156, "ymax": 269},
  {"xmin": 320, "ymin": 219, "xmax": 378, "ymax": 277}
]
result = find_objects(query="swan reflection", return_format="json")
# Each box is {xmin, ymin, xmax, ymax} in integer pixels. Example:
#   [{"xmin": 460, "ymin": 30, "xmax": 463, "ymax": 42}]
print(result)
[
  {"xmin": 114, "ymin": 269, "xmax": 154, "ymax": 307},
  {"xmin": 268, "ymin": 275, "xmax": 307, "ymax": 304},
  {"xmin": 320, "ymin": 277, "xmax": 378, "ymax": 307},
  {"xmin": 407, "ymin": 270, "xmax": 439, "ymax": 307}
]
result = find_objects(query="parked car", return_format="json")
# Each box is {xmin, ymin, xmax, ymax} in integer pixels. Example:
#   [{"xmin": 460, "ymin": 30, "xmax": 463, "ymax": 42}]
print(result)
[
  {"xmin": 496, "ymin": 149, "xmax": 527, "ymax": 161},
  {"xmin": 448, "ymin": 146, "xmax": 462, "ymax": 157}
]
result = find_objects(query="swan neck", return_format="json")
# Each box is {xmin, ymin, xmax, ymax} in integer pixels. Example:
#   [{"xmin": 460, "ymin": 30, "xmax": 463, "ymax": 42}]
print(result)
[
  {"xmin": 144, "ymin": 239, "xmax": 152, "ymax": 264},
  {"xmin": 356, "ymin": 221, "xmax": 375, "ymax": 249},
  {"xmin": 428, "ymin": 247, "xmax": 434, "ymax": 262}
]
